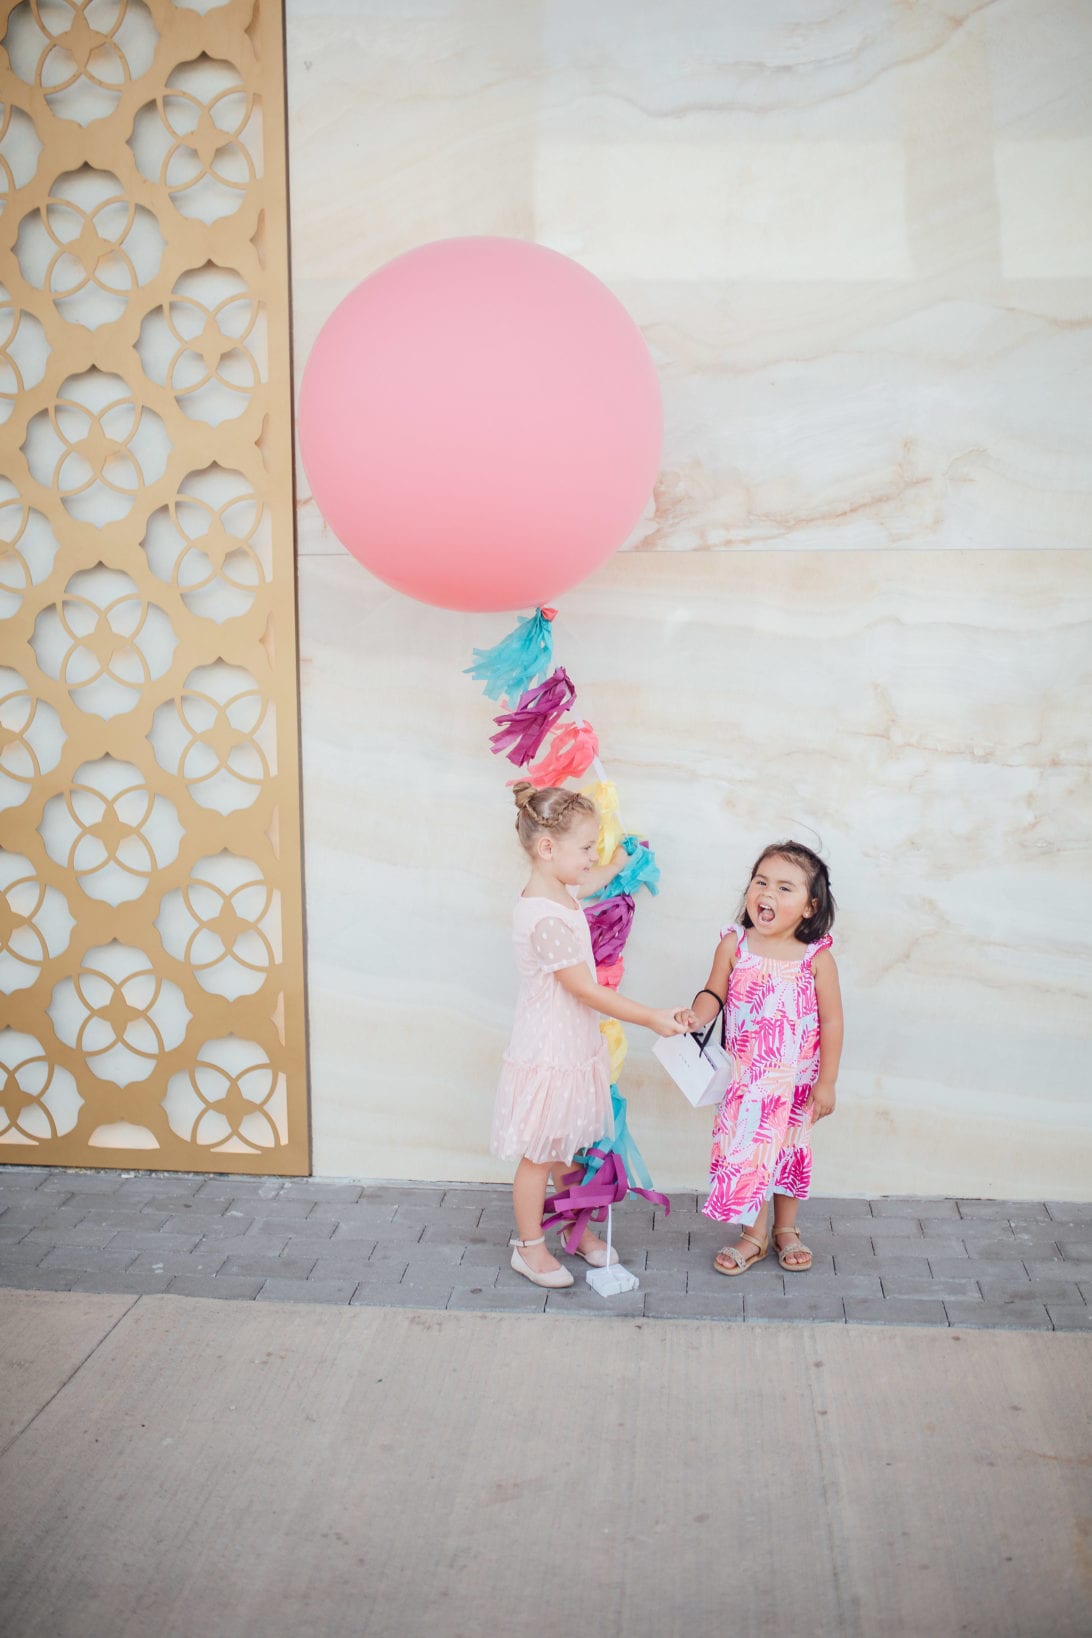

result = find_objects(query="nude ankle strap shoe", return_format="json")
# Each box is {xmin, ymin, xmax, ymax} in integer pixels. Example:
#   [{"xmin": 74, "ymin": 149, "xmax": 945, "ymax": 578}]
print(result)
[{"xmin": 510, "ymin": 1235, "xmax": 574, "ymax": 1289}]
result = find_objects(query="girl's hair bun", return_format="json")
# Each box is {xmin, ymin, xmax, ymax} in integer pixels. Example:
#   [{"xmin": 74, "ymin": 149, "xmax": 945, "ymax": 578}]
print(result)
[{"xmin": 512, "ymin": 781, "xmax": 536, "ymax": 810}]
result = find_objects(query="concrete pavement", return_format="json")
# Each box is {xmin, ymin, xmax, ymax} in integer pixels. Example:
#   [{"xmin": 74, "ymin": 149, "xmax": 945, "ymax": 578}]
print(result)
[{"xmin": 0, "ymin": 1288, "xmax": 1088, "ymax": 1637}]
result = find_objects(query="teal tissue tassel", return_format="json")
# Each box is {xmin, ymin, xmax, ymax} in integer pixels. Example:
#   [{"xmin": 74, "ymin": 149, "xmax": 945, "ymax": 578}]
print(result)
[
  {"xmin": 585, "ymin": 834, "xmax": 661, "ymax": 902},
  {"xmin": 465, "ymin": 608, "xmax": 554, "ymax": 701},
  {"xmin": 577, "ymin": 1089, "xmax": 656, "ymax": 1194}
]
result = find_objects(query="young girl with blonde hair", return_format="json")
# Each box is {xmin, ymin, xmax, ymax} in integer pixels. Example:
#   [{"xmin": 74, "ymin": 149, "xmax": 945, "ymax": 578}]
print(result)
[{"xmin": 492, "ymin": 783, "xmax": 686, "ymax": 1289}]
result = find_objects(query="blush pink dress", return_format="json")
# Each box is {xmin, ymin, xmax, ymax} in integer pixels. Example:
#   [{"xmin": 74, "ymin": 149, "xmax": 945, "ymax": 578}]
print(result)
[
  {"xmin": 490, "ymin": 891, "xmax": 614, "ymax": 1164},
  {"xmin": 704, "ymin": 922, "xmax": 833, "ymax": 1227}
]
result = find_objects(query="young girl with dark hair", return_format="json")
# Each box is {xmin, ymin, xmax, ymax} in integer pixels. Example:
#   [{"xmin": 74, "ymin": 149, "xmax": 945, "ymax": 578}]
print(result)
[{"xmin": 682, "ymin": 841, "xmax": 843, "ymax": 1276}]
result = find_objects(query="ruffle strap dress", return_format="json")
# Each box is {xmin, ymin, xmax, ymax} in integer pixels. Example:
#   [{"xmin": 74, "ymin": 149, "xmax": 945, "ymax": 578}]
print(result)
[{"xmin": 704, "ymin": 922, "xmax": 833, "ymax": 1227}]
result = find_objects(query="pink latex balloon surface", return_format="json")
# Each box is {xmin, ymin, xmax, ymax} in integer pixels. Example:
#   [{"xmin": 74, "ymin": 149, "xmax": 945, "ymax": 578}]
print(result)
[{"xmin": 297, "ymin": 237, "xmax": 662, "ymax": 613}]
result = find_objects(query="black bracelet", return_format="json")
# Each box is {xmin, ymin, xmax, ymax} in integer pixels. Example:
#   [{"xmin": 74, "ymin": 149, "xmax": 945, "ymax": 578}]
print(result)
[{"xmin": 693, "ymin": 987, "xmax": 725, "ymax": 1010}]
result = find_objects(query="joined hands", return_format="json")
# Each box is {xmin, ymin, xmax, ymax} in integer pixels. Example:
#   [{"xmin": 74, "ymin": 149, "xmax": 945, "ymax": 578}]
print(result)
[{"xmin": 649, "ymin": 1008, "xmax": 690, "ymax": 1037}]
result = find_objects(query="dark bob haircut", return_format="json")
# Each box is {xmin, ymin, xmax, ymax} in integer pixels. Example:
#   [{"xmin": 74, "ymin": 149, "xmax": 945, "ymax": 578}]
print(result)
[{"xmin": 738, "ymin": 840, "xmax": 836, "ymax": 944}]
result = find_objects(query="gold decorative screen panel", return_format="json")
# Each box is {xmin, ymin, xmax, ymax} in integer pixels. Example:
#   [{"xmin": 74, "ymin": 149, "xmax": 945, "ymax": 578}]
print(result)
[{"xmin": 0, "ymin": 0, "xmax": 308, "ymax": 1173}]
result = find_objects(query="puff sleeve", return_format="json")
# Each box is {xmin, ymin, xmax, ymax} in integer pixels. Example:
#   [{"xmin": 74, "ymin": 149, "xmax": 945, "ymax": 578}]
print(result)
[{"xmin": 529, "ymin": 917, "xmax": 586, "ymax": 973}]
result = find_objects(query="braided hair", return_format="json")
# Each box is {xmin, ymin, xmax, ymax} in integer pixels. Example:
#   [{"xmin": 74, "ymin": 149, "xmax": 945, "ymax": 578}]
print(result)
[{"xmin": 513, "ymin": 782, "xmax": 597, "ymax": 854}]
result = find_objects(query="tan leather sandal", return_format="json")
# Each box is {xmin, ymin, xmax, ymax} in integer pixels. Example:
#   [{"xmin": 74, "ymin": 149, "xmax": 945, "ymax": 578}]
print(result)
[
  {"xmin": 713, "ymin": 1230, "xmax": 769, "ymax": 1276},
  {"xmin": 772, "ymin": 1225, "xmax": 813, "ymax": 1272}
]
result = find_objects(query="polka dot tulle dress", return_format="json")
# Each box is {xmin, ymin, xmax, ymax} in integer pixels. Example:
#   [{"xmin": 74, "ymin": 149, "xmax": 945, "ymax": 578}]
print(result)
[{"xmin": 490, "ymin": 892, "xmax": 613, "ymax": 1164}]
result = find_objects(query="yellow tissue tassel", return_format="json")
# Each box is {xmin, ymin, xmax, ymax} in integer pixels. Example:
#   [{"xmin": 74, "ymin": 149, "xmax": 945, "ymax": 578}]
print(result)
[
  {"xmin": 585, "ymin": 779, "xmax": 624, "ymax": 863},
  {"xmin": 600, "ymin": 1016, "xmax": 628, "ymax": 1080}
]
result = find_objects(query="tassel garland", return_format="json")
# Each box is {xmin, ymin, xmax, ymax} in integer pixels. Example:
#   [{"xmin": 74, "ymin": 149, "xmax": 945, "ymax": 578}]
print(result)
[{"xmin": 469, "ymin": 608, "xmax": 669, "ymax": 1248}]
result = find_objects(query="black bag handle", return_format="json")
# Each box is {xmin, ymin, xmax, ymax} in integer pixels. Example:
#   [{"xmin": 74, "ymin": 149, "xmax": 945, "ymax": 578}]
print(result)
[{"xmin": 691, "ymin": 988, "xmax": 725, "ymax": 1056}]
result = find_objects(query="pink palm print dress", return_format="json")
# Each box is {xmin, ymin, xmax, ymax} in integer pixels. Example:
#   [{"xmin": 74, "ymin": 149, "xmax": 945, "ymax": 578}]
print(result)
[
  {"xmin": 490, "ymin": 892, "xmax": 613, "ymax": 1165},
  {"xmin": 704, "ymin": 922, "xmax": 833, "ymax": 1227}
]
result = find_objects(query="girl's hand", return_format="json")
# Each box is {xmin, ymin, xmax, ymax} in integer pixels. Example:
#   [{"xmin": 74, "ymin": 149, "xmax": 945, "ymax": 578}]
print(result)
[
  {"xmin": 574, "ymin": 845, "xmax": 628, "ymax": 899},
  {"xmin": 674, "ymin": 1007, "xmax": 699, "ymax": 1030},
  {"xmin": 806, "ymin": 1082, "xmax": 836, "ymax": 1121},
  {"xmin": 650, "ymin": 1008, "xmax": 689, "ymax": 1037}
]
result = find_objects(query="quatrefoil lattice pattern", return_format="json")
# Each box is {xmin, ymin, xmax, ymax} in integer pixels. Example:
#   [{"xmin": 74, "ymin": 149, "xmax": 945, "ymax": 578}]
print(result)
[{"xmin": 0, "ymin": 0, "xmax": 306, "ymax": 1172}]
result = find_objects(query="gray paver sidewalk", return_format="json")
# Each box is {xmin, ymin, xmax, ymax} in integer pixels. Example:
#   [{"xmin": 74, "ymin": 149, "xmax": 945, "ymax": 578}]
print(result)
[{"xmin": 1, "ymin": 1167, "xmax": 1089, "ymax": 1329}]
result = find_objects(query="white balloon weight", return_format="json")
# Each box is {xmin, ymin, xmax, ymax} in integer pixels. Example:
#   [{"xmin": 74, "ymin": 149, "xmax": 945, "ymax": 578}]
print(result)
[{"xmin": 584, "ymin": 1204, "xmax": 640, "ymax": 1297}]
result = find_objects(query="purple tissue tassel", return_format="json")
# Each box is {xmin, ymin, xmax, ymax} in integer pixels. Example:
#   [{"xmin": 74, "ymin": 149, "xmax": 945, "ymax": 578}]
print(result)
[
  {"xmin": 584, "ymin": 894, "xmax": 636, "ymax": 968},
  {"xmin": 489, "ymin": 668, "xmax": 576, "ymax": 767},
  {"xmin": 543, "ymin": 1150, "xmax": 670, "ymax": 1256}
]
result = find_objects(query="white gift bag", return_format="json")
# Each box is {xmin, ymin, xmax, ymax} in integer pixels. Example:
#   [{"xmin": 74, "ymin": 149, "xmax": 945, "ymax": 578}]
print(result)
[{"xmin": 653, "ymin": 1018, "xmax": 735, "ymax": 1109}]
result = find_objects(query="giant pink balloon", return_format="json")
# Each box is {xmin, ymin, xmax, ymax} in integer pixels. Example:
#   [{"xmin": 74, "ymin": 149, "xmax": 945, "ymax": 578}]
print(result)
[{"xmin": 297, "ymin": 237, "xmax": 662, "ymax": 613}]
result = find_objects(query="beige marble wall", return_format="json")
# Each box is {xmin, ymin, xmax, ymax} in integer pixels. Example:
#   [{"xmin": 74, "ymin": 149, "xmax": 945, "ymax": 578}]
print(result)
[{"xmin": 287, "ymin": 0, "xmax": 1092, "ymax": 1196}]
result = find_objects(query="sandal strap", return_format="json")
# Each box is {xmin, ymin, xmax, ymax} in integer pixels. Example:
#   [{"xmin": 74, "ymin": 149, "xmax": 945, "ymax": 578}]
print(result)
[
  {"xmin": 716, "ymin": 1233, "xmax": 766, "ymax": 1269},
  {"xmin": 716, "ymin": 1244, "xmax": 749, "ymax": 1269},
  {"xmin": 773, "ymin": 1226, "xmax": 803, "ymax": 1241},
  {"xmin": 512, "ymin": 1235, "xmax": 545, "ymax": 1248}
]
